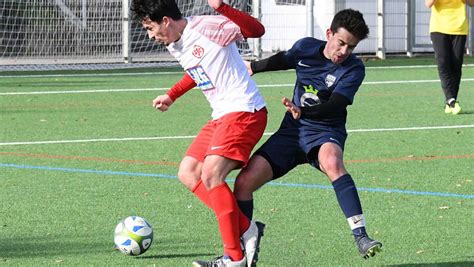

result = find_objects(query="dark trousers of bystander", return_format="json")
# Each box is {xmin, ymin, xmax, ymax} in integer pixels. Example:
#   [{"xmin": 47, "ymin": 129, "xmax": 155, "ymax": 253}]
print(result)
[{"xmin": 430, "ymin": 32, "xmax": 466, "ymax": 103}]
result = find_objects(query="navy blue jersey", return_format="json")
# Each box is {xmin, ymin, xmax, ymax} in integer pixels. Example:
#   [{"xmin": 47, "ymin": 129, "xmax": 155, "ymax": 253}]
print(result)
[
  {"xmin": 253, "ymin": 37, "xmax": 365, "ymax": 178},
  {"xmin": 283, "ymin": 37, "xmax": 365, "ymax": 128}
]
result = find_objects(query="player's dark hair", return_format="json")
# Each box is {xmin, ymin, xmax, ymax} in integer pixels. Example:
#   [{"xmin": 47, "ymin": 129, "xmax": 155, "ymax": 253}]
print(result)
[
  {"xmin": 131, "ymin": 0, "xmax": 182, "ymax": 23},
  {"xmin": 330, "ymin": 9, "xmax": 369, "ymax": 41}
]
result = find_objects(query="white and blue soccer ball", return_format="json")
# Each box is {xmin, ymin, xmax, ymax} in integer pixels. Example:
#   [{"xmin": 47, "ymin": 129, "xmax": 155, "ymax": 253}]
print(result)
[{"xmin": 114, "ymin": 216, "xmax": 153, "ymax": 256}]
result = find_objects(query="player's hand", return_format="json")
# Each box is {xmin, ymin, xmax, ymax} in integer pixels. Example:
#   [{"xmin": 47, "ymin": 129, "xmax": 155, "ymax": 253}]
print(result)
[
  {"xmin": 282, "ymin": 97, "xmax": 301, "ymax": 119},
  {"xmin": 208, "ymin": 0, "xmax": 223, "ymax": 9},
  {"xmin": 152, "ymin": 94, "xmax": 173, "ymax": 112},
  {"xmin": 244, "ymin": 60, "xmax": 254, "ymax": 76},
  {"xmin": 425, "ymin": 0, "xmax": 436, "ymax": 8}
]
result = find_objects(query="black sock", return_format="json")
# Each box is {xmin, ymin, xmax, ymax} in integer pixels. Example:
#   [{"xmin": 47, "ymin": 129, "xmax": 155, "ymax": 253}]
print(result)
[
  {"xmin": 237, "ymin": 199, "xmax": 254, "ymax": 220},
  {"xmin": 332, "ymin": 174, "xmax": 366, "ymax": 237}
]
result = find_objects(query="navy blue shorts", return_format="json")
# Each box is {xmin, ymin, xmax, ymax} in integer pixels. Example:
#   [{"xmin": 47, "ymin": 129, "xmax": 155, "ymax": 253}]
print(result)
[{"xmin": 255, "ymin": 122, "xmax": 347, "ymax": 179}]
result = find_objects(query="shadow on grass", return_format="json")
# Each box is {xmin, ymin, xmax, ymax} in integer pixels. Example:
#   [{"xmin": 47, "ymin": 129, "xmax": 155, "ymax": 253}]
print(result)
[
  {"xmin": 0, "ymin": 236, "xmax": 112, "ymax": 258},
  {"xmin": 137, "ymin": 252, "xmax": 214, "ymax": 259},
  {"xmin": 0, "ymin": 80, "xmax": 110, "ymax": 88},
  {"xmin": 459, "ymin": 110, "xmax": 474, "ymax": 115},
  {"xmin": 388, "ymin": 261, "xmax": 474, "ymax": 267},
  {"xmin": 0, "ymin": 235, "xmax": 215, "ymax": 261}
]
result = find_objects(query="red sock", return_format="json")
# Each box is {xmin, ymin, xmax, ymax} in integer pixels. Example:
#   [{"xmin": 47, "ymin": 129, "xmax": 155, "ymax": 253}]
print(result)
[
  {"xmin": 208, "ymin": 183, "xmax": 244, "ymax": 261},
  {"xmin": 191, "ymin": 179, "xmax": 212, "ymax": 209},
  {"xmin": 238, "ymin": 209, "xmax": 250, "ymax": 235}
]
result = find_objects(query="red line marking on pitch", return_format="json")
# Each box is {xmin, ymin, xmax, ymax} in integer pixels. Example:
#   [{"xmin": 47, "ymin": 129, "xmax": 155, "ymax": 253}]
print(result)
[
  {"xmin": 0, "ymin": 152, "xmax": 179, "ymax": 167},
  {"xmin": 2, "ymin": 152, "xmax": 473, "ymax": 166},
  {"xmin": 346, "ymin": 154, "xmax": 474, "ymax": 163}
]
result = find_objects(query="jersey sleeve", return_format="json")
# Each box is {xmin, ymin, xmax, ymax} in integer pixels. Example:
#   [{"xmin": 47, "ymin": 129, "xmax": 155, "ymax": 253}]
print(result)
[
  {"xmin": 189, "ymin": 3, "xmax": 264, "ymax": 47},
  {"xmin": 333, "ymin": 61, "xmax": 365, "ymax": 104},
  {"xmin": 189, "ymin": 16, "xmax": 243, "ymax": 47},
  {"xmin": 300, "ymin": 92, "xmax": 350, "ymax": 119},
  {"xmin": 215, "ymin": 3, "xmax": 265, "ymax": 38},
  {"xmin": 284, "ymin": 37, "xmax": 320, "ymax": 68},
  {"xmin": 166, "ymin": 73, "xmax": 196, "ymax": 102},
  {"xmin": 282, "ymin": 40, "xmax": 303, "ymax": 68},
  {"xmin": 250, "ymin": 51, "xmax": 292, "ymax": 73}
]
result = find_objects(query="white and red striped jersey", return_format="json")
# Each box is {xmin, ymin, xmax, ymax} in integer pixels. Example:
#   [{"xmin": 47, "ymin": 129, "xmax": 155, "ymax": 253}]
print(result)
[{"xmin": 166, "ymin": 15, "xmax": 266, "ymax": 120}]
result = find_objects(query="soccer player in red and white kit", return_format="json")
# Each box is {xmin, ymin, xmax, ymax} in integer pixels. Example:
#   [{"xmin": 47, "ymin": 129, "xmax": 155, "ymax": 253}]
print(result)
[{"xmin": 131, "ymin": 0, "xmax": 266, "ymax": 266}]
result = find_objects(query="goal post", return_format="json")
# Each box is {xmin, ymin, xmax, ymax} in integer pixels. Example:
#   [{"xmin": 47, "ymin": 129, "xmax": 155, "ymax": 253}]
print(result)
[
  {"xmin": 0, "ymin": 0, "xmax": 259, "ymax": 68},
  {"xmin": 1, "ymin": 0, "xmax": 125, "ymax": 65}
]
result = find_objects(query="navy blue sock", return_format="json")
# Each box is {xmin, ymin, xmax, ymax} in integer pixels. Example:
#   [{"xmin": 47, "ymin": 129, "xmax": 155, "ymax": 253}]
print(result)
[
  {"xmin": 237, "ymin": 199, "xmax": 254, "ymax": 220},
  {"xmin": 332, "ymin": 174, "xmax": 366, "ymax": 237}
]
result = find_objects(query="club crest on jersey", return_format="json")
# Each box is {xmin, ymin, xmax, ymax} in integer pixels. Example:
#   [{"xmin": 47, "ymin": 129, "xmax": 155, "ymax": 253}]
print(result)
[
  {"xmin": 192, "ymin": 45, "xmax": 204, "ymax": 58},
  {"xmin": 325, "ymin": 74, "xmax": 336, "ymax": 87},
  {"xmin": 303, "ymin": 84, "xmax": 318, "ymax": 94},
  {"xmin": 301, "ymin": 84, "xmax": 321, "ymax": 106}
]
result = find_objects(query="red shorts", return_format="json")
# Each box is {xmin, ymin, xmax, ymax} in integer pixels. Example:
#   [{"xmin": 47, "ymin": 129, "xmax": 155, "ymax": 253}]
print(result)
[{"xmin": 186, "ymin": 108, "xmax": 267, "ymax": 167}]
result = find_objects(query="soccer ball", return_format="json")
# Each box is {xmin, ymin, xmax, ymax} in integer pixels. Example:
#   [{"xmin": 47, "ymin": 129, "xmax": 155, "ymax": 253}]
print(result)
[{"xmin": 114, "ymin": 216, "xmax": 153, "ymax": 256}]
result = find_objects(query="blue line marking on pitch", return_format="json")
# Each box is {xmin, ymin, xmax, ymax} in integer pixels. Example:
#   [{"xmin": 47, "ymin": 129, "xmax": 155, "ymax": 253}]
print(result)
[
  {"xmin": 0, "ymin": 163, "xmax": 177, "ymax": 179},
  {"xmin": 2, "ymin": 163, "xmax": 473, "ymax": 199}
]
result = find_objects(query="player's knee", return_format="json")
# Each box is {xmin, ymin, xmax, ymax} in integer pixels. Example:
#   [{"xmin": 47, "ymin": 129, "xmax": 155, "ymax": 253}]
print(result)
[
  {"xmin": 200, "ymin": 168, "xmax": 225, "ymax": 189},
  {"xmin": 320, "ymin": 156, "xmax": 345, "ymax": 176},
  {"xmin": 233, "ymin": 175, "xmax": 252, "ymax": 198},
  {"xmin": 235, "ymin": 166, "xmax": 268, "ymax": 198},
  {"xmin": 177, "ymin": 169, "xmax": 199, "ymax": 191}
]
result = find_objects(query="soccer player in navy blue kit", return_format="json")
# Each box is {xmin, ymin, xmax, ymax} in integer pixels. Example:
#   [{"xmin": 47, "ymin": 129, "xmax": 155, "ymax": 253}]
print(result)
[{"xmin": 234, "ymin": 9, "xmax": 383, "ymax": 259}]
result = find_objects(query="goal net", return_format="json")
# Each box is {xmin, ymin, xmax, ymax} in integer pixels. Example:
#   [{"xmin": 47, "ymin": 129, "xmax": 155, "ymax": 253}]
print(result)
[{"xmin": 0, "ymin": 0, "xmax": 256, "ymax": 70}]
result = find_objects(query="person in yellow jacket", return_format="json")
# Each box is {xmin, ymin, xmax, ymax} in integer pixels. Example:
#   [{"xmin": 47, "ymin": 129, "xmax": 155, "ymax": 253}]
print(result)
[{"xmin": 426, "ymin": 0, "xmax": 474, "ymax": 114}]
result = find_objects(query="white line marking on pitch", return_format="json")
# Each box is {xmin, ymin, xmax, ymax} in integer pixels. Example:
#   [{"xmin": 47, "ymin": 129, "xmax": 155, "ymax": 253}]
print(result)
[
  {"xmin": 1, "ymin": 124, "xmax": 473, "ymax": 146},
  {"xmin": 3, "ymin": 78, "xmax": 474, "ymax": 95},
  {"xmin": 0, "ymin": 88, "xmax": 170, "ymax": 95},
  {"xmin": 1, "ymin": 63, "xmax": 474, "ymax": 78}
]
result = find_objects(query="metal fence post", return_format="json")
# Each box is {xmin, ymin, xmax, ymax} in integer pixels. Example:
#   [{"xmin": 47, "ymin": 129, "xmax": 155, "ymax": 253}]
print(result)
[
  {"xmin": 406, "ymin": 0, "xmax": 414, "ymax": 57},
  {"xmin": 306, "ymin": 0, "xmax": 314, "ymax": 37},
  {"xmin": 377, "ymin": 0, "xmax": 386, "ymax": 59},
  {"xmin": 123, "ymin": 0, "xmax": 131, "ymax": 63},
  {"xmin": 252, "ymin": 0, "xmax": 262, "ymax": 59}
]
